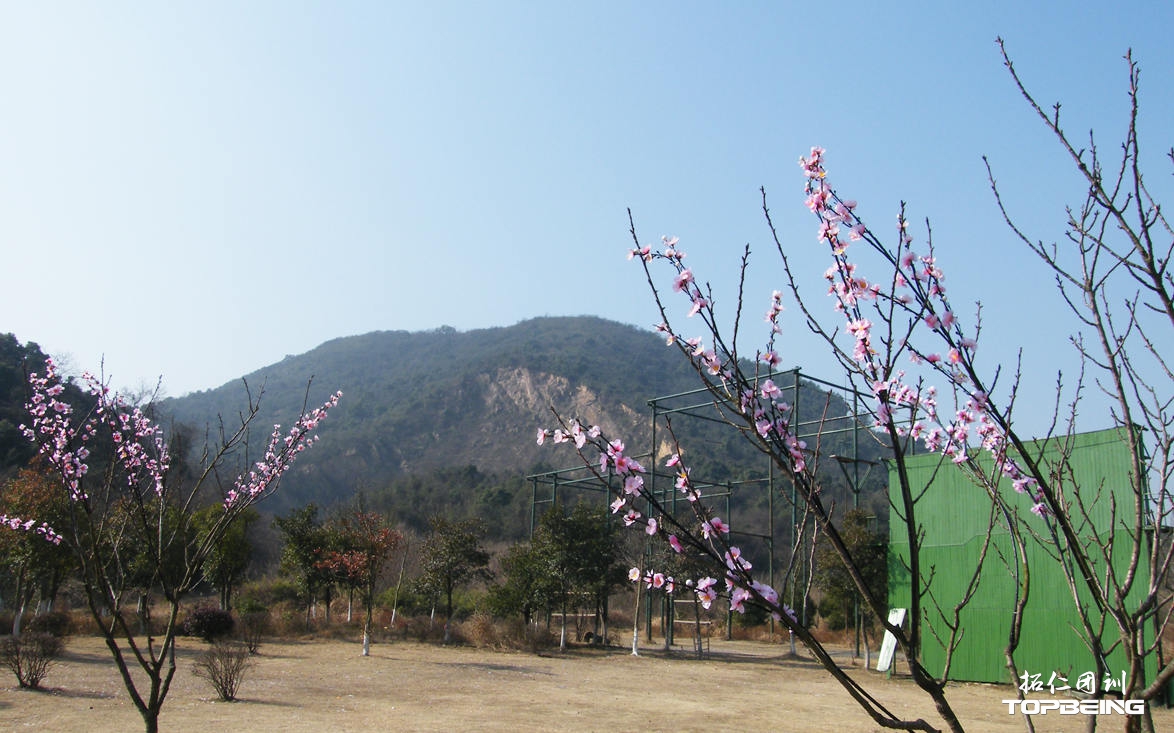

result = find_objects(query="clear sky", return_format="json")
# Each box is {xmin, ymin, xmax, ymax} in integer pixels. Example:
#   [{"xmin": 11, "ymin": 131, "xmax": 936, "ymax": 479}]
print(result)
[{"xmin": 1, "ymin": 1, "xmax": 1171, "ymax": 436}]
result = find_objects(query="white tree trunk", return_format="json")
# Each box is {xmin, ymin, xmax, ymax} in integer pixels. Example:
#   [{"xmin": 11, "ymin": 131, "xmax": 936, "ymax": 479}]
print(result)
[{"xmin": 12, "ymin": 597, "xmax": 26, "ymax": 638}]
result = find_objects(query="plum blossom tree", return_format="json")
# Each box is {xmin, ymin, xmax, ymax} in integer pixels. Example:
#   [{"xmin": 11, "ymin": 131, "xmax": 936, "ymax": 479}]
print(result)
[
  {"xmin": 977, "ymin": 40, "xmax": 1174, "ymax": 733},
  {"xmin": 1, "ymin": 358, "xmax": 340, "ymax": 733},
  {"xmin": 541, "ymin": 44, "xmax": 1171, "ymax": 733}
]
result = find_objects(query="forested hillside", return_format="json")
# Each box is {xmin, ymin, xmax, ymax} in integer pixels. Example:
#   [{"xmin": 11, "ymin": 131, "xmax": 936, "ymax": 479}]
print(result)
[
  {"xmin": 1, "ymin": 318, "xmax": 892, "ymax": 543},
  {"xmin": 158, "ymin": 317, "xmax": 698, "ymax": 518},
  {"xmin": 156, "ymin": 317, "xmax": 891, "ymax": 538}
]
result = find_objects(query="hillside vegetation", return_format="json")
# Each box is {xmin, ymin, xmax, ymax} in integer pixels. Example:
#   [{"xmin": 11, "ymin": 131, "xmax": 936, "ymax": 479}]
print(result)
[{"xmin": 3, "ymin": 318, "xmax": 890, "ymax": 541}]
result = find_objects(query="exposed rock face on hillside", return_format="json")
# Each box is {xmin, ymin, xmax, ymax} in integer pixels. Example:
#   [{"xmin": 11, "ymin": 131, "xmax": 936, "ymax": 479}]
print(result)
[
  {"xmin": 480, "ymin": 367, "xmax": 645, "ymax": 441},
  {"xmin": 480, "ymin": 367, "xmax": 583, "ymax": 418}
]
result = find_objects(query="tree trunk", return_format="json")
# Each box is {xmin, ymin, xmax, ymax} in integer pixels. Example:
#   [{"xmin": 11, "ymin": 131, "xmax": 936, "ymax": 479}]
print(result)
[
  {"xmin": 362, "ymin": 608, "xmax": 372, "ymax": 657},
  {"xmin": 362, "ymin": 585, "xmax": 373, "ymax": 656},
  {"xmin": 137, "ymin": 592, "xmax": 149, "ymax": 636},
  {"xmin": 12, "ymin": 596, "xmax": 27, "ymax": 638},
  {"xmin": 389, "ymin": 549, "xmax": 407, "ymax": 627},
  {"xmin": 12, "ymin": 565, "xmax": 28, "ymax": 637},
  {"xmin": 140, "ymin": 710, "xmax": 159, "ymax": 733},
  {"xmin": 559, "ymin": 597, "xmax": 567, "ymax": 652},
  {"xmin": 600, "ymin": 594, "xmax": 609, "ymax": 646},
  {"xmin": 630, "ymin": 578, "xmax": 641, "ymax": 656}
]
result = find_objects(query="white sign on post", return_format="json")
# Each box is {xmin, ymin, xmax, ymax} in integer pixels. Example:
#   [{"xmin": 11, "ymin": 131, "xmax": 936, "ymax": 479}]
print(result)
[{"xmin": 876, "ymin": 608, "xmax": 906, "ymax": 672}]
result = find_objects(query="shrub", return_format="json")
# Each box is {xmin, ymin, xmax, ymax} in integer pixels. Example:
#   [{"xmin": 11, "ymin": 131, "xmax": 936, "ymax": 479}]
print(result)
[
  {"xmin": 235, "ymin": 600, "xmax": 269, "ymax": 655},
  {"xmin": 192, "ymin": 641, "xmax": 252, "ymax": 701},
  {"xmin": 461, "ymin": 612, "xmax": 498, "ymax": 649},
  {"xmin": 27, "ymin": 611, "xmax": 72, "ymax": 638},
  {"xmin": 183, "ymin": 606, "xmax": 235, "ymax": 642},
  {"xmin": 235, "ymin": 597, "xmax": 268, "ymax": 615},
  {"xmin": 268, "ymin": 602, "xmax": 306, "ymax": 638},
  {"xmin": 238, "ymin": 578, "xmax": 301, "ymax": 608},
  {"xmin": 1, "ymin": 632, "xmax": 64, "ymax": 689},
  {"xmin": 496, "ymin": 618, "xmax": 555, "ymax": 652}
]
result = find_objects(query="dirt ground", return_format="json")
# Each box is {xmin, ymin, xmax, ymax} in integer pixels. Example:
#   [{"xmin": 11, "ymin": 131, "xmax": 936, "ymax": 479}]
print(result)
[{"xmin": 3, "ymin": 635, "xmax": 1170, "ymax": 732}]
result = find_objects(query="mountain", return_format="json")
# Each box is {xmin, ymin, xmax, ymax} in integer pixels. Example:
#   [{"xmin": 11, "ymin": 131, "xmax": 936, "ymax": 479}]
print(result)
[
  {"xmin": 157, "ymin": 318, "xmax": 697, "ymax": 518},
  {"xmin": 156, "ymin": 317, "xmax": 891, "ymax": 538},
  {"xmin": 0, "ymin": 318, "xmax": 890, "ymax": 542}
]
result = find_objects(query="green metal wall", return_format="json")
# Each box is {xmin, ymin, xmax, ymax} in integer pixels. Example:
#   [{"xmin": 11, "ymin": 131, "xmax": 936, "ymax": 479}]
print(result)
[{"xmin": 888, "ymin": 427, "xmax": 1154, "ymax": 685}]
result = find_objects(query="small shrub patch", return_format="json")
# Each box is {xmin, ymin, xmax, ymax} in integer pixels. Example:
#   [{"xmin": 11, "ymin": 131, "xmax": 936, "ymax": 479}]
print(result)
[
  {"xmin": 192, "ymin": 640, "xmax": 253, "ymax": 701},
  {"xmin": 1, "ymin": 632, "xmax": 64, "ymax": 689},
  {"xmin": 184, "ymin": 606, "xmax": 235, "ymax": 642}
]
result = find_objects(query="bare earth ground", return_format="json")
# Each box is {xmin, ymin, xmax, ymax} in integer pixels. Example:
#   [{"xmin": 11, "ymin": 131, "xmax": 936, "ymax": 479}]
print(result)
[{"xmin": 3, "ymin": 635, "xmax": 1171, "ymax": 732}]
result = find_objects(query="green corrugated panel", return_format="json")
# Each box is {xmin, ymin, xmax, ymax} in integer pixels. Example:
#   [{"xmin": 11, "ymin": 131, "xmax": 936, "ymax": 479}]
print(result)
[{"xmin": 888, "ymin": 427, "xmax": 1154, "ymax": 686}]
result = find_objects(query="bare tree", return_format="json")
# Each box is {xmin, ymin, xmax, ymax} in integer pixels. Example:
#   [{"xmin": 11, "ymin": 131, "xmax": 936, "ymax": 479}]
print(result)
[
  {"xmin": 542, "ymin": 43, "xmax": 1170, "ymax": 733},
  {"xmin": 981, "ymin": 39, "xmax": 1174, "ymax": 733}
]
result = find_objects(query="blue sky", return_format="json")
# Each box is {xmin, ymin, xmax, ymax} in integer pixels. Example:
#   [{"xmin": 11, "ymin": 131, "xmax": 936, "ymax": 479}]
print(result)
[{"xmin": 1, "ymin": 2, "xmax": 1171, "ymax": 436}]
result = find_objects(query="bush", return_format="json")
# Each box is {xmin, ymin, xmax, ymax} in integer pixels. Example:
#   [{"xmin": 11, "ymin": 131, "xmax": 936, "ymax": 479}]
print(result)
[
  {"xmin": 184, "ymin": 606, "xmax": 235, "ymax": 642},
  {"xmin": 235, "ymin": 600, "xmax": 269, "ymax": 655},
  {"xmin": 396, "ymin": 615, "xmax": 450, "ymax": 643},
  {"xmin": 495, "ymin": 618, "xmax": 555, "ymax": 652},
  {"xmin": 461, "ymin": 612, "xmax": 498, "ymax": 649},
  {"xmin": 238, "ymin": 578, "xmax": 302, "ymax": 608},
  {"xmin": 192, "ymin": 640, "xmax": 252, "ymax": 701},
  {"xmin": 1, "ymin": 632, "xmax": 64, "ymax": 689},
  {"xmin": 27, "ymin": 611, "xmax": 72, "ymax": 638}
]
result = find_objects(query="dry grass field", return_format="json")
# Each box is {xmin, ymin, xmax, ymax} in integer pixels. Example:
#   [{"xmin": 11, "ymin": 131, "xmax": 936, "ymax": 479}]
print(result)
[{"xmin": 3, "ymin": 634, "xmax": 1170, "ymax": 732}]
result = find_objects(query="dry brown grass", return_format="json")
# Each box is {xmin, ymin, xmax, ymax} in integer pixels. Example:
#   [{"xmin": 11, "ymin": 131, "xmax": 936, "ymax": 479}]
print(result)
[{"xmin": 5, "ymin": 633, "xmax": 1171, "ymax": 732}]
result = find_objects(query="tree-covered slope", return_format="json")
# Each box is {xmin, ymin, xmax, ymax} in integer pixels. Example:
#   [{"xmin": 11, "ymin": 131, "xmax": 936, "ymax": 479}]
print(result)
[
  {"xmin": 155, "ymin": 317, "xmax": 891, "ymax": 532},
  {"xmin": 157, "ymin": 317, "xmax": 705, "ymax": 513},
  {"xmin": 0, "ymin": 320, "xmax": 890, "ymax": 541}
]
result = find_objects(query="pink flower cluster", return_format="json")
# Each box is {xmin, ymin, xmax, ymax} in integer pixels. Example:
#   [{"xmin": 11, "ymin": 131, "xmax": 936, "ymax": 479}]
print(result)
[
  {"xmin": 536, "ymin": 419, "xmax": 600, "ymax": 449},
  {"xmin": 630, "ymin": 237, "xmax": 815, "ymax": 478},
  {"xmin": 0, "ymin": 514, "xmax": 62, "ymax": 544},
  {"xmin": 10, "ymin": 357, "xmax": 345, "ymax": 545},
  {"xmin": 21, "ymin": 358, "xmax": 96, "ymax": 501},
  {"xmin": 540, "ymin": 420, "xmax": 793, "ymax": 622},
  {"xmin": 98, "ymin": 389, "xmax": 170, "ymax": 496},
  {"xmin": 224, "ymin": 390, "xmax": 344, "ymax": 509},
  {"xmin": 16, "ymin": 357, "xmax": 173, "ymax": 542},
  {"xmin": 630, "ymin": 567, "xmax": 676, "ymax": 594},
  {"xmin": 802, "ymin": 148, "xmax": 1048, "ymax": 515},
  {"xmin": 23, "ymin": 361, "xmax": 172, "ymax": 501}
]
